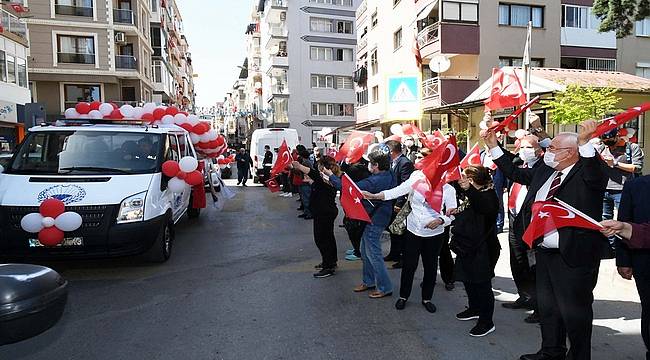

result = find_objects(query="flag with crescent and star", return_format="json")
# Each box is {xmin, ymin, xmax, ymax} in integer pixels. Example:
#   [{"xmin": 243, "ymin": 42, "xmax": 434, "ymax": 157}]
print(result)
[
  {"xmin": 522, "ymin": 200, "xmax": 602, "ymax": 248},
  {"xmin": 335, "ymin": 131, "xmax": 374, "ymax": 164},
  {"xmin": 443, "ymin": 135, "xmax": 462, "ymax": 183},
  {"xmin": 341, "ymin": 173, "xmax": 372, "ymax": 222},
  {"xmin": 412, "ymin": 140, "xmax": 451, "ymax": 212},
  {"xmin": 265, "ymin": 177, "xmax": 281, "ymax": 193},
  {"xmin": 460, "ymin": 143, "xmax": 482, "ymax": 169},
  {"xmin": 592, "ymin": 103, "xmax": 650, "ymax": 139},
  {"xmin": 270, "ymin": 140, "xmax": 292, "ymax": 177}
]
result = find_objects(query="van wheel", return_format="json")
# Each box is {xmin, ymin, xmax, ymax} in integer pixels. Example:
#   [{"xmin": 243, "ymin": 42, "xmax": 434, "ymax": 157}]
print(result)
[{"xmin": 145, "ymin": 220, "xmax": 173, "ymax": 263}]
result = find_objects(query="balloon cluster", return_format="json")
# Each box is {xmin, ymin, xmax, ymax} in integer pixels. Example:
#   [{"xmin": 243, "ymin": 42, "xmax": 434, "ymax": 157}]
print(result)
[
  {"xmin": 20, "ymin": 199, "xmax": 83, "ymax": 247},
  {"xmin": 64, "ymin": 102, "xmax": 229, "ymax": 158},
  {"xmin": 216, "ymin": 154, "xmax": 235, "ymax": 168},
  {"xmin": 162, "ymin": 156, "xmax": 203, "ymax": 193}
]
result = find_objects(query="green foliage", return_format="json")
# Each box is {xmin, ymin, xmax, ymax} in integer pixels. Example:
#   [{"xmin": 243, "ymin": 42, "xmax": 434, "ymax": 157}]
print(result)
[
  {"xmin": 541, "ymin": 84, "xmax": 621, "ymax": 125},
  {"xmin": 593, "ymin": 0, "xmax": 650, "ymax": 38},
  {"xmin": 454, "ymin": 129, "xmax": 469, "ymax": 144}
]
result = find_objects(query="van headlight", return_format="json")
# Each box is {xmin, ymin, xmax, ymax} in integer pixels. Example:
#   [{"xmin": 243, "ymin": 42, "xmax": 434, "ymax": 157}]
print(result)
[{"xmin": 117, "ymin": 192, "xmax": 146, "ymax": 224}]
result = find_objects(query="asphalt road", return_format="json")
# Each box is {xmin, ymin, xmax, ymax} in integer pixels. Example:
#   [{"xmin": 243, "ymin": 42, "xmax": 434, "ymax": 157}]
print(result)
[{"xmin": 0, "ymin": 176, "xmax": 645, "ymax": 360}]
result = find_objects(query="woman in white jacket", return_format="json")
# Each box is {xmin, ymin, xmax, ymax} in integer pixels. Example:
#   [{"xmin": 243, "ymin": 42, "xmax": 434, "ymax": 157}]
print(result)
[{"xmin": 363, "ymin": 148, "xmax": 457, "ymax": 313}]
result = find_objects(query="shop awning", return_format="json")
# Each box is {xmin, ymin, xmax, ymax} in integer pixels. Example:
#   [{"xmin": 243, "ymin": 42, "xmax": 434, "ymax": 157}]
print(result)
[{"xmin": 416, "ymin": 0, "xmax": 438, "ymax": 21}]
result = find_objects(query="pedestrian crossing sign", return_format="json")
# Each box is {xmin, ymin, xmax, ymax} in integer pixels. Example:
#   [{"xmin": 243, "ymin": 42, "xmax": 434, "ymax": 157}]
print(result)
[{"xmin": 386, "ymin": 75, "xmax": 421, "ymax": 121}]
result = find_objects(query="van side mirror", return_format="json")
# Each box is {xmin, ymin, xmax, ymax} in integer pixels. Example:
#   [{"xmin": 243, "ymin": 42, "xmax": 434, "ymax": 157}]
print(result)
[{"xmin": 0, "ymin": 165, "xmax": 4, "ymax": 174}]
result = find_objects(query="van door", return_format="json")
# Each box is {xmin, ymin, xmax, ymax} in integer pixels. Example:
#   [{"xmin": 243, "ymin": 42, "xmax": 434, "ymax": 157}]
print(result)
[
  {"xmin": 175, "ymin": 133, "xmax": 193, "ymax": 213},
  {"xmin": 163, "ymin": 134, "xmax": 185, "ymax": 221}
]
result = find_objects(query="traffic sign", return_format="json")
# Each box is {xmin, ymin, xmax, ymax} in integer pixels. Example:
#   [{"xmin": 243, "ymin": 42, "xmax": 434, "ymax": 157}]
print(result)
[{"xmin": 386, "ymin": 75, "xmax": 421, "ymax": 121}]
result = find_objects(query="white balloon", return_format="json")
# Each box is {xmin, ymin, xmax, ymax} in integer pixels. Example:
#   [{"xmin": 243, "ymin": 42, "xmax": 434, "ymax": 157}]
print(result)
[
  {"xmin": 120, "ymin": 104, "xmax": 135, "ymax": 118},
  {"xmin": 190, "ymin": 133, "xmax": 200, "ymax": 144},
  {"xmin": 179, "ymin": 156, "xmax": 198, "ymax": 172},
  {"xmin": 89, "ymin": 110, "xmax": 103, "ymax": 119},
  {"xmin": 79, "ymin": 114, "xmax": 90, "ymax": 119},
  {"xmin": 161, "ymin": 115, "xmax": 175, "ymax": 125},
  {"xmin": 199, "ymin": 133, "xmax": 212, "ymax": 143},
  {"xmin": 173, "ymin": 113, "xmax": 188, "ymax": 124},
  {"xmin": 142, "ymin": 102, "xmax": 157, "ymax": 114},
  {"xmin": 41, "ymin": 216, "xmax": 56, "ymax": 228},
  {"xmin": 479, "ymin": 120, "xmax": 488, "ymax": 130},
  {"xmin": 390, "ymin": 124, "xmax": 404, "ymax": 136},
  {"xmin": 374, "ymin": 130, "xmax": 384, "ymax": 143},
  {"xmin": 187, "ymin": 115, "xmax": 200, "ymax": 126},
  {"xmin": 206, "ymin": 129, "xmax": 218, "ymax": 141},
  {"xmin": 168, "ymin": 177, "xmax": 187, "ymax": 193},
  {"xmin": 217, "ymin": 155, "xmax": 225, "ymax": 160},
  {"xmin": 21, "ymin": 213, "xmax": 44, "ymax": 233},
  {"xmin": 55, "ymin": 212, "xmax": 83, "ymax": 232},
  {"xmin": 64, "ymin": 108, "xmax": 80, "ymax": 119},
  {"xmin": 507, "ymin": 130, "xmax": 517, "ymax": 138},
  {"xmin": 131, "ymin": 106, "xmax": 144, "ymax": 120},
  {"xmin": 363, "ymin": 143, "xmax": 380, "ymax": 161},
  {"xmin": 514, "ymin": 129, "xmax": 528, "ymax": 139},
  {"xmin": 98, "ymin": 103, "xmax": 113, "ymax": 116}
]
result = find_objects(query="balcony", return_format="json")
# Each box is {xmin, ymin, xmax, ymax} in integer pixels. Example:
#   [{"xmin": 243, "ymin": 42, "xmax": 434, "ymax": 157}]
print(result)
[
  {"xmin": 0, "ymin": 9, "xmax": 27, "ymax": 43},
  {"xmin": 421, "ymin": 77, "xmax": 479, "ymax": 111},
  {"xmin": 422, "ymin": 78, "xmax": 440, "ymax": 109},
  {"xmin": 270, "ymin": 25, "xmax": 288, "ymax": 38},
  {"xmin": 356, "ymin": 0, "xmax": 367, "ymax": 19},
  {"xmin": 265, "ymin": 55, "xmax": 289, "ymax": 73},
  {"xmin": 417, "ymin": 22, "xmax": 479, "ymax": 60},
  {"xmin": 266, "ymin": 0, "xmax": 287, "ymax": 24},
  {"xmin": 113, "ymin": 8, "xmax": 135, "ymax": 25},
  {"xmin": 417, "ymin": 22, "xmax": 440, "ymax": 56},
  {"xmin": 560, "ymin": 27, "xmax": 616, "ymax": 49},
  {"xmin": 57, "ymin": 52, "xmax": 95, "ymax": 65},
  {"xmin": 358, "ymin": 37, "xmax": 367, "ymax": 53},
  {"xmin": 55, "ymin": 4, "xmax": 93, "ymax": 17},
  {"xmin": 115, "ymin": 55, "xmax": 137, "ymax": 70}
]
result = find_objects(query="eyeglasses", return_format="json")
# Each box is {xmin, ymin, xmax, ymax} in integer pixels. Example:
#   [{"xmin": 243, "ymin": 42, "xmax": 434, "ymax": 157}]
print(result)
[{"xmin": 546, "ymin": 146, "xmax": 573, "ymax": 152}]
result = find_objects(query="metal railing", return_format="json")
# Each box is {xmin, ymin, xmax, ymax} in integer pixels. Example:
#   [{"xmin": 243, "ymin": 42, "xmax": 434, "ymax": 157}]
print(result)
[
  {"xmin": 422, "ymin": 78, "xmax": 440, "ymax": 99},
  {"xmin": 0, "ymin": 9, "xmax": 27, "ymax": 39},
  {"xmin": 113, "ymin": 9, "xmax": 135, "ymax": 25},
  {"xmin": 417, "ymin": 22, "xmax": 440, "ymax": 48},
  {"xmin": 58, "ymin": 52, "xmax": 95, "ymax": 64},
  {"xmin": 55, "ymin": 4, "xmax": 93, "ymax": 17},
  {"xmin": 115, "ymin": 55, "xmax": 137, "ymax": 69}
]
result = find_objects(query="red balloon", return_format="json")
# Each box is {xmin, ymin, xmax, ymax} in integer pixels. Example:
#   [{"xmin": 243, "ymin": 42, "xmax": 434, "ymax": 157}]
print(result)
[
  {"xmin": 162, "ymin": 160, "xmax": 180, "ymax": 177},
  {"xmin": 197, "ymin": 141, "xmax": 209, "ymax": 149},
  {"xmin": 153, "ymin": 108, "xmax": 166, "ymax": 120},
  {"xmin": 39, "ymin": 227, "xmax": 65, "ymax": 247},
  {"xmin": 192, "ymin": 123, "xmax": 207, "ymax": 135},
  {"xmin": 176, "ymin": 171, "xmax": 187, "ymax": 180},
  {"xmin": 180, "ymin": 123, "xmax": 194, "ymax": 132},
  {"xmin": 185, "ymin": 170, "xmax": 203, "ymax": 186},
  {"xmin": 215, "ymin": 136, "xmax": 225, "ymax": 147},
  {"xmin": 75, "ymin": 102, "xmax": 91, "ymax": 115},
  {"xmin": 165, "ymin": 107, "xmax": 179, "ymax": 116},
  {"xmin": 89, "ymin": 101, "xmax": 102, "ymax": 111},
  {"xmin": 630, "ymin": 136, "xmax": 638, "ymax": 143},
  {"xmin": 40, "ymin": 198, "xmax": 65, "ymax": 218},
  {"xmin": 141, "ymin": 113, "xmax": 154, "ymax": 122},
  {"xmin": 110, "ymin": 109, "xmax": 124, "ymax": 119},
  {"xmin": 508, "ymin": 122, "xmax": 518, "ymax": 131},
  {"xmin": 206, "ymin": 140, "xmax": 218, "ymax": 148},
  {"xmin": 402, "ymin": 124, "xmax": 413, "ymax": 135}
]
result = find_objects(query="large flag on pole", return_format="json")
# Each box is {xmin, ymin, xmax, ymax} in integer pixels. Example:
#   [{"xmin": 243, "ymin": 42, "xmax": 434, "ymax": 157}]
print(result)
[
  {"xmin": 522, "ymin": 200, "xmax": 603, "ymax": 248},
  {"xmin": 484, "ymin": 68, "xmax": 527, "ymax": 111},
  {"xmin": 592, "ymin": 103, "xmax": 650, "ymax": 138},
  {"xmin": 489, "ymin": 95, "xmax": 541, "ymax": 133},
  {"xmin": 270, "ymin": 140, "xmax": 292, "ymax": 177},
  {"xmin": 341, "ymin": 174, "xmax": 372, "ymax": 222},
  {"xmin": 523, "ymin": 21, "xmax": 533, "ymax": 119}
]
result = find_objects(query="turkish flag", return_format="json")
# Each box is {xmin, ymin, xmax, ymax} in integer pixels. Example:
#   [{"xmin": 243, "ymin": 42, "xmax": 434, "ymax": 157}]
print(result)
[
  {"xmin": 593, "ymin": 103, "xmax": 650, "ymax": 138},
  {"xmin": 443, "ymin": 135, "xmax": 462, "ymax": 182},
  {"xmin": 335, "ymin": 131, "xmax": 374, "ymax": 164},
  {"xmin": 265, "ymin": 177, "xmax": 281, "ymax": 193},
  {"xmin": 460, "ymin": 143, "xmax": 482, "ymax": 169},
  {"xmin": 489, "ymin": 96, "xmax": 540, "ymax": 133},
  {"xmin": 522, "ymin": 201, "xmax": 602, "ymax": 248},
  {"xmin": 412, "ymin": 36, "xmax": 422, "ymax": 69},
  {"xmin": 413, "ymin": 140, "xmax": 450, "ymax": 211},
  {"xmin": 341, "ymin": 174, "xmax": 372, "ymax": 222},
  {"xmin": 10, "ymin": 4, "xmax": 28, "ymax": 13},
  {"xmin": 402, "ymin": 123, "xmax": 429, "ymax": 148},
  {"xmin": 271, "ymin": 140, "xmax": 292, "ymax": 177},
  {"xmin": 484, "ymin": 68, "xmax": 526, "ymax": 111}
]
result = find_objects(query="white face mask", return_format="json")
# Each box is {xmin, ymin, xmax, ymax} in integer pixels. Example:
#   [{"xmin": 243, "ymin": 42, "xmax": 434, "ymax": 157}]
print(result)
[
  {"xmin": 543, "ymin": 151, "xmax": 559, "ymax": 169},
  {"xmin": 519, "ymin": 148, "xmax": 537, "ymax": 163}
]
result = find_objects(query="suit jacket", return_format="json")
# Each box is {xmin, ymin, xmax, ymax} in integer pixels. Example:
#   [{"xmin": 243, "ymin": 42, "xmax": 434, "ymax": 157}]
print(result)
[
  {"xmin": 494, "ymin": 149, "xmax": 609, "ymax": 267},
  {"xmin": 616, "ymin": 175, "xmax": 650, "ymax": 272},
  {"xmin": 391, "ymin": 154, "xmax": 415, "ymax": 208}
]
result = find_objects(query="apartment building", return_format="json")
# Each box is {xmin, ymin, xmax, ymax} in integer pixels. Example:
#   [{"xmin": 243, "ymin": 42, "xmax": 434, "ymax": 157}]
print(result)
[
  {"xmin": 257, "ymin": 0, "xmax": 359, "ymax": 144},
  {"xmin": 0, "ymin": 3, "xmax": 30, "ymax": 157},
  {"xmin": 244, "ymin": 3, "xmax": 264, "ymax": 136}
]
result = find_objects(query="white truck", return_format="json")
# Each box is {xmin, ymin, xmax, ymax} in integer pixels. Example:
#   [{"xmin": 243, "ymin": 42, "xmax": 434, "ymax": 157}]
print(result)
[
  {"xmin": 249, "ymin": 128, "xmax": 299, "ymax": 183},
  {"xmin": 0, "ymin": 121, "xmax": 201, "ymax": 262}
]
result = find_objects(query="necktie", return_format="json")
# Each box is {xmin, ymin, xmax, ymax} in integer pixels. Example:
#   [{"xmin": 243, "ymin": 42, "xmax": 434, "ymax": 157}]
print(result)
[
  {"xmin": 545, "ymin": 172, "xmax": 563, "ymax": 201},
  {"xmin": 508, "ymin": 164, "xmax": 527, "ymax": 213}
]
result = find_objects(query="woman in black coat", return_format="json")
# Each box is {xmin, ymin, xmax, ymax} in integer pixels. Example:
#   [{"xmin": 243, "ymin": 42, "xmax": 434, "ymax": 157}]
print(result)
[{"xmin": 449, "ymin": 165, "xmax": 501, "ymax": 337}]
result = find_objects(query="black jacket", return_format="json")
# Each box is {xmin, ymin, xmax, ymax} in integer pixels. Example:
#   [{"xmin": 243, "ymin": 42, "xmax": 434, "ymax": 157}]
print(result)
[
  {"xmin": 391, "ymin": 154, "xmax": 415, "ymax": 208},
  {"xmin": 263, "ymin": 150, "xmax": 273, "ymax": 166},
  {"xmin": 494, "ymin": 151, "xmax": 609, "ymax": 268},
  {"xmin": 616, "ymin": 175, "xmax": 650, "ymax": 273},
  {"xmin": 307, "ymin": 167, "xmax": 338, "ymax": 217}
]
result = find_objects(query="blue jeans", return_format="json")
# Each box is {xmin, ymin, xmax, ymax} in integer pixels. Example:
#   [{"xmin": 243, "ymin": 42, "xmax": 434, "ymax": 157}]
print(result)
[
  {"xmin": 602, "ymin": 191, "xmax": 622, "ymax": 246},
  {"xmin": 360, "ymin": 223, "xmax": 393, "ymax": 294},
  {"xmin": 300, "ymin": 184, "xmax": 312, "ymax": 217}
]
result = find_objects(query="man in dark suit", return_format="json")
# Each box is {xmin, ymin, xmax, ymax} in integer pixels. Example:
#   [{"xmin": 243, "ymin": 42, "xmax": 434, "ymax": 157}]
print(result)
[
  {"xmin": 483, "ymin": 120, "xmax": 609, "ymax": 360},
  {"xmin": 383, "ymin": 140, "xmax": 414, "ymax": 268},
  {"xmin": 602, "ymin": 174, "xmax": 650, "ymax": 360}
]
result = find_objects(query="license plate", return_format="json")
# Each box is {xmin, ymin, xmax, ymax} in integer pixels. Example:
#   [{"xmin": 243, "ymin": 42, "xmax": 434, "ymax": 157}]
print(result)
[{"xmin": 29, "ymin": 237, "xmax": 84, "ymax": 248}]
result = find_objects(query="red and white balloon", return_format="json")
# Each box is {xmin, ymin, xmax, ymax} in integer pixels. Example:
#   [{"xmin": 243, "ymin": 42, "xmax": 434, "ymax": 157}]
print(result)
[
  {"xmin": 162, "ymin": 156, "xmax": 203, "ymax": 192},
  {"xmin": 20, "ymin": 199, "xmax": 83, "ymax": 247}
]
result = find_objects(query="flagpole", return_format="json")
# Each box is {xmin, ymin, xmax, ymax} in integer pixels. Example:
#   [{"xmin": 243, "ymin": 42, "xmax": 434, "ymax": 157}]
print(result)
[{"xmin": 523, "ymin": 21, "xmax": 532, "ymax": 121}]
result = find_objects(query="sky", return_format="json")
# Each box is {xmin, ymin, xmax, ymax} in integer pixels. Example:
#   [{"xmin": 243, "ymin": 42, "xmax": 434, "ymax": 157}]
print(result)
[{"xmin": 176, "ymin": 0, "xmax": 252, "ymax": 108}]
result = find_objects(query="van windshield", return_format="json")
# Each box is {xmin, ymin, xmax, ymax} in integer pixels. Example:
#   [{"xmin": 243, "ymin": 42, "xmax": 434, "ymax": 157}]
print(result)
[{"xmin": 8, "ymin": 131, "xmax": 163, "ymax": 175}]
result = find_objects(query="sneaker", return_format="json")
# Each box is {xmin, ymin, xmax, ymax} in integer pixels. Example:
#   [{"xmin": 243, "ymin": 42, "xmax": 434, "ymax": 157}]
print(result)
[
  {"xmin": 345, "ymin": 249, "xmax": 355, "ymax": 255},
  {"xmin": 313, "ymin": 268, "xmax": 335, "ymax": 278},
  {"xmin": 345, "ymin": 254, "xmax": 361, "ymax": 261},
  {"xmin": 524, "ymin": 311, "xmax": 540, "ymax": 324},
  {"xmin": 283, "ymin": 192, "xmax": 292, "ymax": 197},
  {"xmin": 456, "ymin": 308, "xmax": 480, "ymax": 321},
  {"xmin": 422, "ymin": 301, "xmax": 437, "ymax": 313},
  {"xmin": 395, "ymin": 298, "xmax": 407, "ymax": 310},
  {"xmin": 469, "ymin": 322, "xmax": 495, "ymax": 337}
]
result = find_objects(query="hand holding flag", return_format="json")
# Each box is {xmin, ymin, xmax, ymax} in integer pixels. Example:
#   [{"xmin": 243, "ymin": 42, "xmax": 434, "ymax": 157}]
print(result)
[
  {"xmin": 341, "ymin": 174, "xmax": 372, "ymax": 222},
  {"xmin": 270, "ymin": 140, "xmax": 292, "ymax": 177},
  {"xmin": 522, "ymin": 200, "xmax": 603, "ymax": 248}
]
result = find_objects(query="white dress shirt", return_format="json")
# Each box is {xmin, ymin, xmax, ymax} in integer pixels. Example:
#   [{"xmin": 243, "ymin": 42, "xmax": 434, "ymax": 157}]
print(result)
[
  {"xmin": 382, "ymin": 171, "xmax": 457, "ymax": 237},
  {"xmin": 490, "ymin": 143, "xmax": 596, "ymax": 248}
]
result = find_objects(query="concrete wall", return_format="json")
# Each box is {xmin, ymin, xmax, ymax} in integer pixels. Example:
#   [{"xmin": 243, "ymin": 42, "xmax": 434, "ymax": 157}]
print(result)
[{"xmin": 617, "ymin": 30, "xmax": 650, "ymax": 76}]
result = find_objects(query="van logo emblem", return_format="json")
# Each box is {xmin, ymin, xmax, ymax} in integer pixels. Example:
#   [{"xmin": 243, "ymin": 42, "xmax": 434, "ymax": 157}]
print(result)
[{"xmin": 37, "ymin": 185, "xmax": 86, "ymax": 205}]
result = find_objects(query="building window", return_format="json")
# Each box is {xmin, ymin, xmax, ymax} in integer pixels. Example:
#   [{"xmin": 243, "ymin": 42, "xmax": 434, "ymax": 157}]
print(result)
[
  {"xmin": 561, "ymin": 5, "xmax": 600, "ymax": 29},
  {"xmin": 336, "ymin": 103, "xmax": 354, "ymax": 116},
  {"xmin": 498, "ymin": 57, "xmax": 544, "ymax": 67},
  {"xmin": 336, "ymin": 76, "xmax": 354, "ymax": 89},
  {"xmin": 560, "ymin": 57, "xmax": 616, "ymax": 71},
  {"xmin": 636, "ymin": 65, "xmax": 650, "ymax": 79},
  {"xmin": 55, "ymin": 0, "xmax": 93, "ymax": 17},
  {"xmin": 372, "ymin": 85, "xmax": 379, "ymax": 103},
  {"xmin": 371, "ymin": 12, "xmax": 378, "ymax": 28},
  {"xmin": 6, "ymin": 55, "xmax": 15, "ymax": 84},
  {"xmin": 151, "ymin": 0, "xmax": 158, "ymax": 12},
  {"xmin": 357, "ymin": 90, "xmax": 368, "ymax": 106},
  {"xmin": 17, "ymin": 58, "xmax": 27, "ymax": 88},
  {"xmin": 0, "ymin": 51, "xmax": 6, "ymax": 83},
  {"xmin": 57, "ymin": 35, "xmax": 96, "ymax": 64},
  {"xmin": 311, "ymin": 103, "xmax": 353, "ymax": 116},
  {"xmin": 335, "ymin": 48, "xmax": 353, "ymax": 61},
  {"xmin": 310, "ymin": 18, "xmax": 352, "ymax": 34},
  {"xmin": 370, "ymin": 49, "xmax": 378, "ymax": 75},
  {"xmin": 443, "ymin": 0, "xmax": 479, "ymax": 23},
  {"xmin": 393, "ymin": 27, "xmax": 402, "ymax": 50},
  {"xmin": 637, "ymin": 17, "xmax": 650, "ymax": 36},
  {"xmin": 310, "ymin": 46, "xmax": 333, "ymax": 61},
  {"xmin": 311, "ymin": 74, "xmax": 334, "ymax": 88},
  {"xmin": 498, "ymin": 3, "xmax": 543, "ymax": 28},
  {"xmin": 64, "ymin": 84, "xmax": 101, "ymax": 109},
  {"xmin": 309, "ymin": 0, "xmax": 353, "ymax": 6}
]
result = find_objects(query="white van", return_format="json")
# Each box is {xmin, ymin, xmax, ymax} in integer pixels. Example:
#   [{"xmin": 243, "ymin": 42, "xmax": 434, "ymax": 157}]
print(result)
[
  {"xmin": 0, "ymin": 121, "xmax": 201, "ymax": 262},
  {"xmin": 249, "ymin": 128, "xmax": 299, "ymax": 182}
]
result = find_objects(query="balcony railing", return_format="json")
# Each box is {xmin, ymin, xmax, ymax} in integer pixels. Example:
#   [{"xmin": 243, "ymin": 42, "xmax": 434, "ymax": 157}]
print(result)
[
  {"xmin": 270, "ymin": 25, "xmax": 288, "ymax": 37},
  {"xmin": 113, "ymin": 8, "xmax": 135, "ymax": 25},
  {"xmin": 417, "ymin": 22, "xmax": 440, "ymax": 48},
  {"xmin": 55, "ymin": 4, "xmax": 93, "ymax": 17},
  {"xmin": 422, "ymin": 78, "xmax": 439, "ymax": 99},
  {"xmin": 356, "ymin": 0, "xmax": 367, "ymax": 18},
  {"xmin": 0, "ymin": 9, "xmax": 27, "ymax": 39},
  {"xmin": 58, "ymin": 52, "xmax": 95, "ymax": 64},
  {"xmin": 358, "ymin": 37, "xmax": 367, "ymax": 52},
  {"xmin": 115, "ymin": 55, "xmax": 137, "ymax": 69},
  {"xmin": 271, "ymin": 0, "xmax": 287, "ymax": 7}
]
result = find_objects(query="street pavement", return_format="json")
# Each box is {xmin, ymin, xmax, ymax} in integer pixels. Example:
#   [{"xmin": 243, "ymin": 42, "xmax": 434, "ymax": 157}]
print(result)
[{"xmin": 0, "ymin": 174, "xmax": 645, "ymax": 360}]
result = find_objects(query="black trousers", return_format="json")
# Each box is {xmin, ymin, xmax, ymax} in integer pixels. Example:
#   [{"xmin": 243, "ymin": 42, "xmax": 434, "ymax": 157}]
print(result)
[
  {"xmin": 536, "ymin": 249, "xmax": 599, "ymax": 360},
  {"xmin": 508, "ymin": 212, "xmax": 536, "ymax": 305},
  {"xmin": 343, "ymin": 218, "xmax": 364, "ymax": 257},
  {"xmin": 637, "ymin": 275, "xmax": 650, "ymax": 360},
  {"xmin": 439, "ymin": 227, "xmax": 455, "ymax": 285},
  {"xmin": 313, "ymin": 213, "xmax": 338, "ymax": 269},
  {"xmin": 464, "ymin": 280, "xmax": 495, "ymax": 325},
  {"xmin": 237, "ymin": 167, "xmax": 249, "ymax": 184},
  {"xmin": 399, "ymin": 231, "xmax": 445, "ymax": 300}
]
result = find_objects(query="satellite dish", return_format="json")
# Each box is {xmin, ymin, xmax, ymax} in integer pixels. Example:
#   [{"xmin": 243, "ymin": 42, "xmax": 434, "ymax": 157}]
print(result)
[{"xmin": 428, "ymin": 55, "xmax": 451, "ymax": 73}]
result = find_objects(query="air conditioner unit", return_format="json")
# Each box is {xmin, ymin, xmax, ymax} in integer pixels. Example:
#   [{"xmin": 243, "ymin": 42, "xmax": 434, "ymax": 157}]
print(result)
[
  {"xmin": 280, "ymin": 12, "xmax": 286, "ymax": 21},
  {"xmin": 115, "ymin": 32, "xmax": 126, "ymax": 44}
]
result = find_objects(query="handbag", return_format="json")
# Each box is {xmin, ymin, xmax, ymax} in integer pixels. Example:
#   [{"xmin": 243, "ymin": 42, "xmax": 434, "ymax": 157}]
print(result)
[{"xmin": 388, "ymin": 193, "xmax": 412, "ymax": 235}]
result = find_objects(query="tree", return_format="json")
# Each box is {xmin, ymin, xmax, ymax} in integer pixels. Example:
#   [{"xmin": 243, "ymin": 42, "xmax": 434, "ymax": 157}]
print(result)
[
  {"xmin": 593, "ymin": 0, "xmax": 650, "ymax": 38},
  {"xmin": 541, "ymin": 84, "xmax": 621, "ymax": 125}
]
